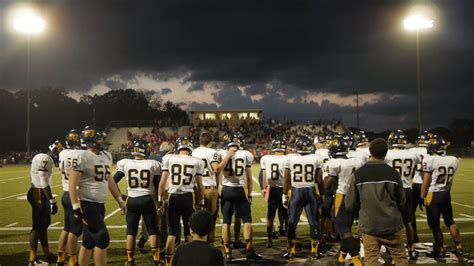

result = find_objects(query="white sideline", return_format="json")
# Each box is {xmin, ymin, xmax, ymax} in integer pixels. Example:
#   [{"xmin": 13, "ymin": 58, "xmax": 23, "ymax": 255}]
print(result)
[
  {"xmin": 3, "ymin": 232, "xmax": 474, "ymax": 245},
  {"xmin": 50, "ymin": 222, "xmax": 61, "ymax": 226},
  {"xmin": 2, "ymin": 217, "xmax": 474, "ymax": 231},
  {"xmin": 104, "ymin": 208, "xmax": 122, "ymax": 220},
  {"xmin": 452, "ymin": 201, "xmax": 474, "ymax": 209},
  {"xmin": 0, "ymin": 184, "xmax": 61, "ymax": 200},
  {"xmin": 0, "ymin": 176, "xmax": 29, "ymax": 181}
]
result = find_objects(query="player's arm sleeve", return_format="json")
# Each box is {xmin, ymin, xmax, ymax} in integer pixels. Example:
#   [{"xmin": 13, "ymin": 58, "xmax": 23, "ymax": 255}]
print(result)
[
  {"xmin": 197, "ymin": 159, "xmax": 205, "ymax": 176},
  {"xmin": 422, "ymin": 156, "xmax": 434, "ymax": 173},
  {"xmin": 260, "ymin": 156, "xmax": 266, "ymax": 170},
  {"xmin": 245, "ymin": 154, "xmax": 252, "ymax": 168},
  {"xmin": 327, "ymin": 160, "xmax": 340, "ymax": 177},
  {"xmin": 161, "ymin": 155, "xmax": 170, "ymax": 172},
  {"xmin": 70, "ymin": 153, "xmax": 85, "ymax": 173}
]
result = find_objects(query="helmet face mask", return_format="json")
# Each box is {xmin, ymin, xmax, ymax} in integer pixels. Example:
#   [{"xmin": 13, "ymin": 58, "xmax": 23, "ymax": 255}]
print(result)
[{"xmin": 417, "ymin": 130, "xmax": 433, "ymax": 147}]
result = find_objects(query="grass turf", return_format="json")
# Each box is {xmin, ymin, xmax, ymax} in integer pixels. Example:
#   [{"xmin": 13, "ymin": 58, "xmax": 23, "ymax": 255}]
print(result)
[{"xmin": 0, "ymin": 158, "xmax": 473, "ymax": 265}]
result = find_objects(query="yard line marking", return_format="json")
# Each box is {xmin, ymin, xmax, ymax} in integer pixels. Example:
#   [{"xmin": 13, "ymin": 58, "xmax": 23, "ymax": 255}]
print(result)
[
  {"xmin": 419, "ymin": 214, "xmax": 427, "ymax": 218},
  {"xmin": 5, "ymin": 222, "xmax": 18, "ymax": 227},
  {"xmin": 50, "ymin": 222, "xmax": 61, "ymax": 226},
  {"xmin": 0, "ymin": 169, "xmax": 29, "ymax": 175},
  {"xmin": 260, "ymin": 218, "xmax": 267, "ymax": 223},
  {"xmin": 460, "ymin": 213, "xmax": 474, "ymax": 218},
  {"xmin": 452, "ymin": 201, "xmax": 474, "ymax": 209},
  {"xmin": 0, "ymin": 184, "xmax": 62, "ymax": 200},
  {"xmin": 104, "ymin": 208, "xmax": 122, "ymax": 220},
  {"xmin": 0, "ymin": 176, "xmax": 29, "ymax": 181},
  {"xmin": 457, "ymin": 178, "xmax": 474, "ymax": 183},
  {"xmin": 2, "ymin": 217, "xmax": 474, "ymax": 231}
]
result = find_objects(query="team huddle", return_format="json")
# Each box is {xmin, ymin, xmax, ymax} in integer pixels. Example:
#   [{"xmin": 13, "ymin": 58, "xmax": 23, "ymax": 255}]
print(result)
[{"xmin": 27, "ymin": 126, "xmax": 464, "ymax": 265}]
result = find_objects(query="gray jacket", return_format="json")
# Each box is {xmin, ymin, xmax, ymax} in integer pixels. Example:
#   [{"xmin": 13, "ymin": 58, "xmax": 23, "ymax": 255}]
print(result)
[{"xmin": 345, "ymin": 160, "xmax": 406, "ymax": 235}]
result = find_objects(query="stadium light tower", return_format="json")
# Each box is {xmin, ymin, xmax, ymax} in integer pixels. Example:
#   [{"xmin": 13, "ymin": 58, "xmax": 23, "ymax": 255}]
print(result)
[
  {"xmin": 403, "ymin": 15, "xmax": 433, "ymax": 133},
  {"xmin": 12, "ymin": 9, "xmax": 46, "ymax": 153}
]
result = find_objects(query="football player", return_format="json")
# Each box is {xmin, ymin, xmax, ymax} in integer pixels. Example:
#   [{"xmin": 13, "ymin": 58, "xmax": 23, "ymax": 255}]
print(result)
[
  {"xmin": 114, "ymin": 140, "xmax": 161, "ymax": 265},
  {"xmin": 192, "ymin": 132, "xmax": 220, "ymax": 244},
  {"xmin": 410, "ymin": 130, "xmax": 431, "ymax": 242},
  {"xmin": 260, "ymin": 137, "xmax": 289, "ymax": 248},
  {"xmin": 214, "ymin": 132, "xmax": 261, "ymax": 261},
  {"xmin": 347, "ymin": 131, "xmax": 369, "ymax": 164},
  {"xmin": 56, "ymin": 130, "xmax": 83, "ymax": 266},
  {"xmin": 68, "ymin": 126, "xmax": 125, "ymax": 266},
  {"xmin": 385, "ymin": 130, "xmax": 420, "ymax": 260},
  {"xmin": 27, "ymin": 141, "xmax": 62, "ymax": 265},
  {"xmin": 282, "ymin": 135, "xmax": 324, "ymax": 259},
  {"xmin": 231, "ymin": 131, "xmax": 254, "ymax": 249},
  {"xmin": 324, "ymin": 135, "xmax": 363, "ymax": 265},
  {"xmin": 157, "ymin": 137, "xmax": 205, "ymax": 266},
  {"xmin": 421, "ymin": 135, "xmax": 464, "ymax": 258},
  {"xmin": 316, "ymin": 133, "xmax": 335, "ymax": 243}
]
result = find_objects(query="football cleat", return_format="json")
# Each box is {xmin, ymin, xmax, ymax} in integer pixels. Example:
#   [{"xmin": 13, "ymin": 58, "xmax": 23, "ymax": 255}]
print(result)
[
  {"xmin": 124, "ymin": 260, "xmax": 135, "ymax": 266},
  {"xmin": 232, "ymin": 240, "xmax": 245, "ymax": 249},
  {"xmin": 246, "ymin": 251, "xmax": 262, "ymax": 261},
  {"xmin": 224, "ymin": 252, "xmax": 234, "ymax": 262},
  {"xmin": 409, "ymin": 250, "xmax": 419, "ymax": 261},
  {"xmin": 266, "ymin": 239, "xmax": 272, "ymax": 248},
  {"xmin": 283, "ymin": 251, "xmax": 295, "ymax": 260},
  {"xmin": 43, "ymin": 253, "xmax": 58, "ymax": 263}
]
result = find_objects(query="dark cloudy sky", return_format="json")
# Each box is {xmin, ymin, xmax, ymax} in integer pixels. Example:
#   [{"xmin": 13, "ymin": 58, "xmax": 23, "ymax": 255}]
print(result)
[{"xmin": 0, "ymin": 0, "xmax": 473, "ymax": 131}]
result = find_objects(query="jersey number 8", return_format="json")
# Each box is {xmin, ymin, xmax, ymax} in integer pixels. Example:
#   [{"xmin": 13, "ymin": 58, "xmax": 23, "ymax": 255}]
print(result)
[{"xmin": 171, "ymin": 164, "xmax": 194, "ymax": 185}]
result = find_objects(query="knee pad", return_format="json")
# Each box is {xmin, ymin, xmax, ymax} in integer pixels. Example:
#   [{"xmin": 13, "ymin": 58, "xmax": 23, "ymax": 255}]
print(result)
[{"xmin": 95, "ymin": 228, "xmax": 110, "ymax": 249}]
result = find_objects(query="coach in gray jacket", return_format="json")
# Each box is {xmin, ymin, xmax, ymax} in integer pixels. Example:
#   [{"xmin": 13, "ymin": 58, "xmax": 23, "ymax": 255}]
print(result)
[{"xmin": 346, "ymin": 138, "xmax": 408, "ymax": 265}]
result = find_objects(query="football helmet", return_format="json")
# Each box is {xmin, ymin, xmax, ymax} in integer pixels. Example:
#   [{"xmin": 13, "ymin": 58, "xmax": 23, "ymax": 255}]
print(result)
[
  {"xmin": 175, "ymin": 136, "xmax": 194, "ymax": 152},
  {"xmin": 132, "ymin": 139, "xmax": 149, "ymax": 158},
  {"xmin": 223, "ymin": 132, "xmax": 241, "ymax": 149},
  {"xmin": 49, "ymin": 140, "xmax": 64, "ymax": 163},
  {"xmin": 417, "ymin": 130, "xmax": 433, "ymax": 147},
  {"xmin": 271, "ymin": 137, "xmax": 287, "ymax": 152},
  {"xmin": 388, "ymin": 129, "xmax": 407, "ymax": 148},
  {"xmin": 428, "ymin": 135, "xmax": 447, "ymax": 155},
  {"xmin": 354, "ymin": 130, "xmax": 369, "ymax": 147},
  {"xmin": 295, "ymin": 135, "xmax": 313, "ymax": 154},
  {"xmin": 325, "ymin": 131, "xmax": 340, "ymax": 143},
  {"xmin": 65, "ymin": 129, "xmax": 81, "ymax": 149},
  {"xmin": 80, "ymin": 126, "xmax": 102, "ymax": 150},
  {"xmin": 328, "ymin": 135, "xmax": 350, "ymax": 158}
]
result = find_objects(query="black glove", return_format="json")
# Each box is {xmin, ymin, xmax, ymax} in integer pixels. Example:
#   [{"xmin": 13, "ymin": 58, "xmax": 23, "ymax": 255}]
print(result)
[
  {"xmin": 51, "ymin": 202, "xmax": 58, "ymax": 215},
  {"xmin": 73, "ymin": 207, "xmax": 82, "ymax": 221},
  {"xmin": 419, "ymin": 199, "xmax": 425, "ymax": 211}
]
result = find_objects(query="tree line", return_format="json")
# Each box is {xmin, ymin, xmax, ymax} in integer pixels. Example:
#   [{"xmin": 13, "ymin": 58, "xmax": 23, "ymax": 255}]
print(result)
[{"xmin": 1, "ymin": 88, "xmax": 188, "ymax": 152}]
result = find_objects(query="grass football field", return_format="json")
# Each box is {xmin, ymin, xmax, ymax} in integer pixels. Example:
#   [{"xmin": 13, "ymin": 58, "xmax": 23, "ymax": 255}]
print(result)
[{"xmin": 0, "ymin": 159, "xmax": 473, "ymax": 265}]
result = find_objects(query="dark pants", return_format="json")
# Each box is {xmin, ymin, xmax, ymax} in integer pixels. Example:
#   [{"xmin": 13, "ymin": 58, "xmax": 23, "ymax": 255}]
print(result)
[
  {"xmin": 126, "ymin": 195, "xmax": 158, "ymax": 236},
  {"xmin": 167, "ymin": 193, "xmax": 194, "ymax": 237},
  {"xmin": 288, "ymin": 187, "xmax": 319, "ymax": 240},
  {"xmin": 426, "ymin": 191, "xmax": 455, "ymax": 229},
  {"xmin": 81, "ymin": 201, "xmax": 109, "ymax": 249},
  {"xmin": 267, "ymin": 187, "xmax": 288, "ymax": 220},
  {"xmin": 27, "ymin": 187, "xmax": 51, "ymax": 231},
  {"xmin": 221, "ymin": 186, "xmax": 252, "ymax": 224},
  {"xmin": 61, "ymin": 191, "xmax": 82, "ymax": 236}
]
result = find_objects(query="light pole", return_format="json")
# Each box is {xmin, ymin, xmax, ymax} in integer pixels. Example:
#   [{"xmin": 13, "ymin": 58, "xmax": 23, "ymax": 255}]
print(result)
[
  {"xmin": 403, "ymin": 15, "xmax": 433, "ymax": 133},
  {"xmin": 12, "ymin": 10, "xmax": 45, "ymax": 152},
  {"xmin": 353, "ymin": 91, "xmax": 359, "ymax": 130}
]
